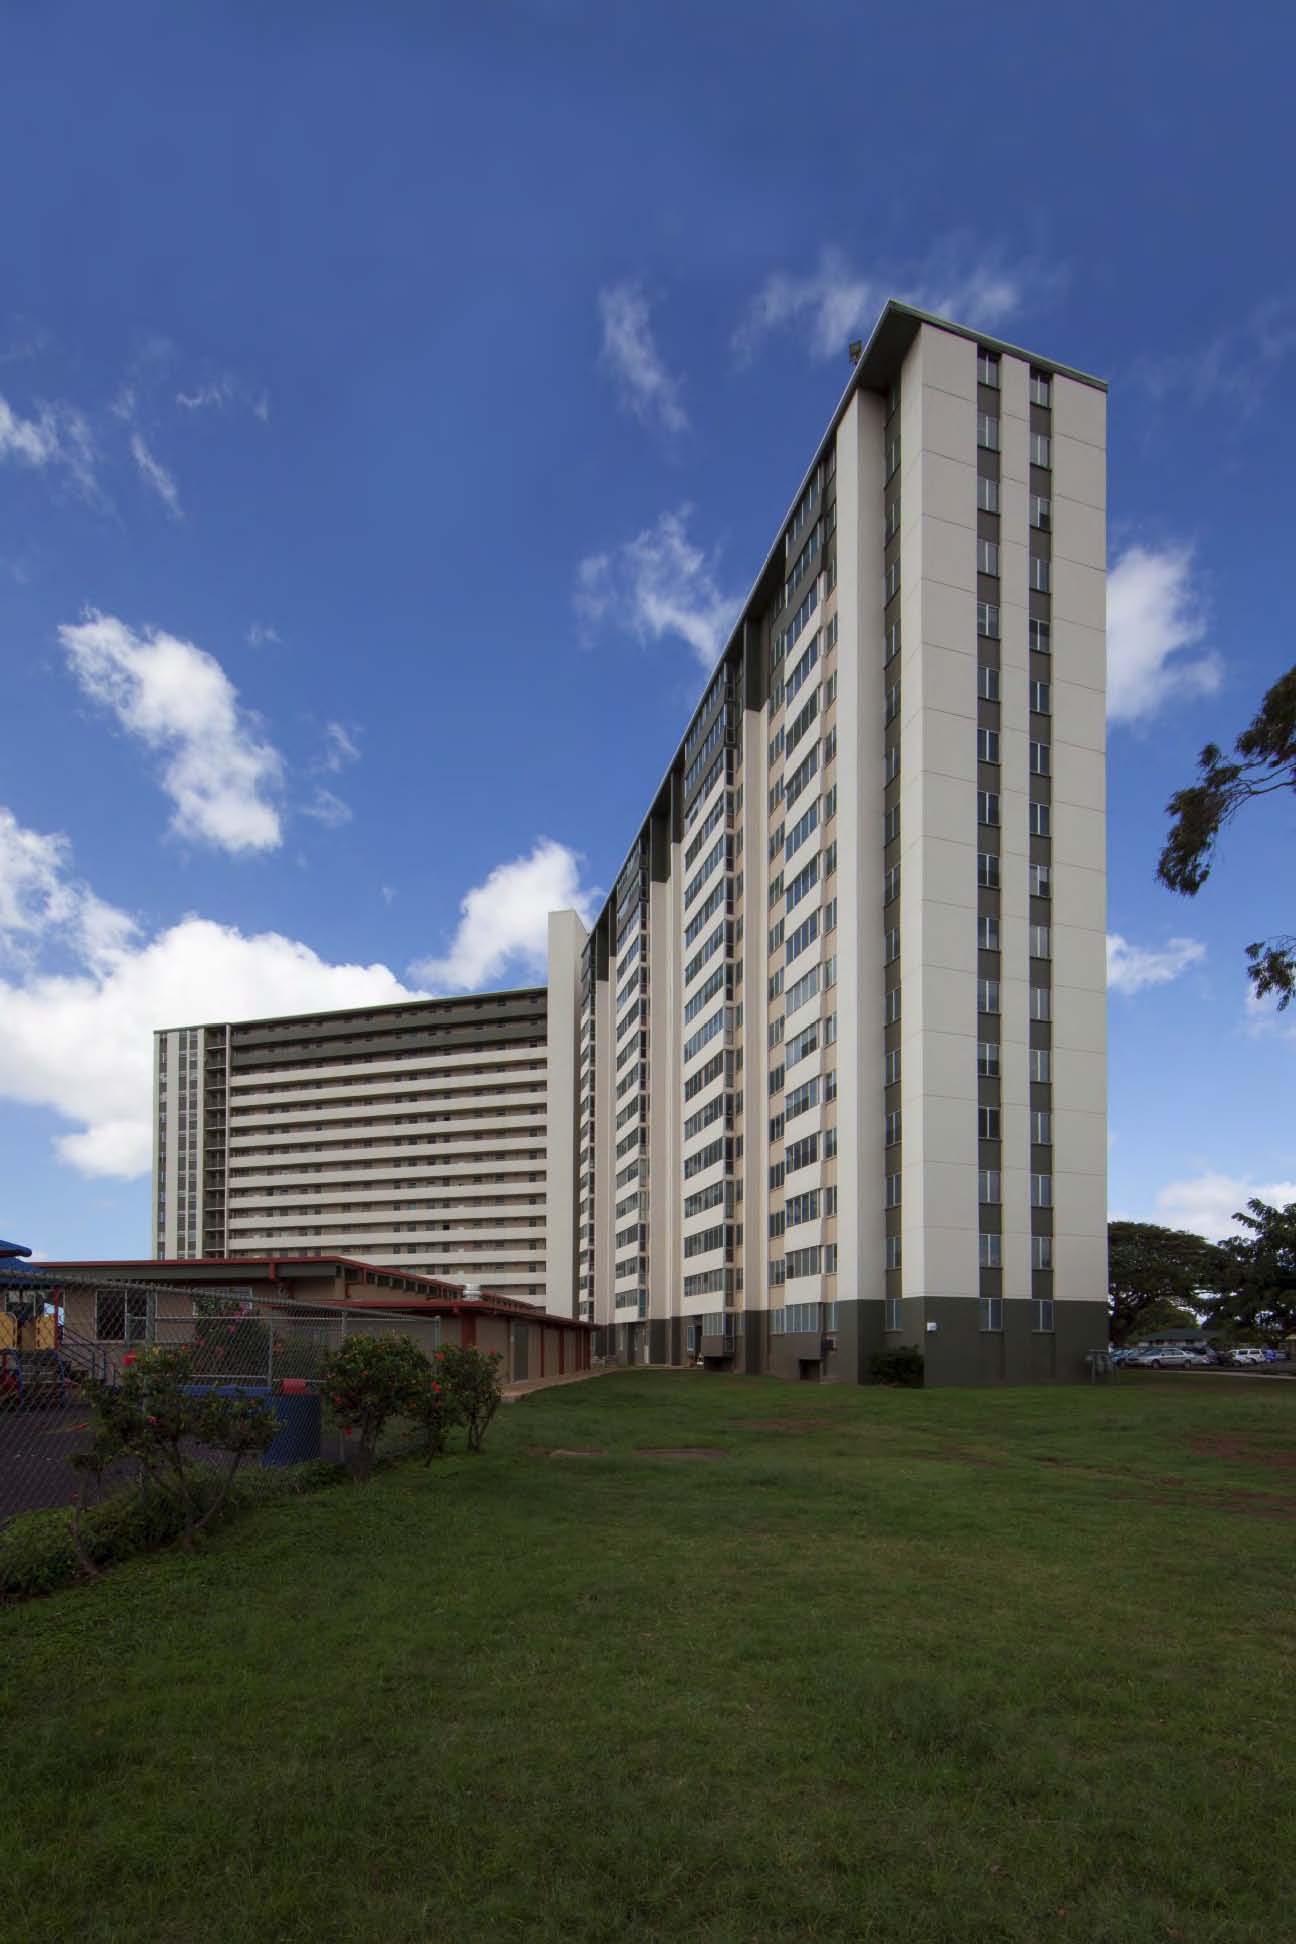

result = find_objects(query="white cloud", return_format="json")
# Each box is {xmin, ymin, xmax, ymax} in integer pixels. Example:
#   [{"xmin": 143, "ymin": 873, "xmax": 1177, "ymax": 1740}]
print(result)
[
  {"xmin": 246, "ymin": 621, "xmax": 280, "ymax": 647},
  {"xmin": 411, "ymin": 839, "xmax": 597, "ymax": 992},
  {"xmin": 1106, "ymin": 933, "xmax": 1206, "ymax": 995},
  {"xmin": 1107, "ymin": 544, "xmax": 1222, "ymax": 725},
  {"xmin": 302, "ymin": 787, "xmax": 352, "ymax": 828},
  {"xmin": 575, "ymin": 506, "xmax": 740, "ymax": 670},
  {"xmin": 734, "ymin": 236, "xmax": 1040, "ymax": 366},
  {"xmin": 0, "ymin": 391, "xmax": 96, "ymax": 494},
  {"xmin": 321, "ymin": 721, "xmax": 361, "ymax": 772},
  {"xmin": 129, "ymin": 430, "xmax": 182, "ymax": 518},
  {"xmin": 1153, "ymin": 1171, "xmax": 1296, "ymax": 1241},
  {"xmin": 0, "ymin": 809, "xmax": 419, "ymax": 1178},
  {"xmin": 176, "ymin": 374, "xmax": 270, "ymax": 420},
  {"xmin": 59, "ymin": 611, "xmax": 284, "ymax": 854},
  {"xmin": 380, "ymin": 884, "xmax": 397, "ymax": 906},
  {"xmin": 598, "ymin": 282, "xmax": 688, "ymax": 436}
]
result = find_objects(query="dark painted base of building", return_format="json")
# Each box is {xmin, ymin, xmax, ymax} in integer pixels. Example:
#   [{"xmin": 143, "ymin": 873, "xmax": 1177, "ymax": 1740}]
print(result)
[{"xmin": 596, "ymin": 1299, "xmax": 1109, "ymax": 1387}]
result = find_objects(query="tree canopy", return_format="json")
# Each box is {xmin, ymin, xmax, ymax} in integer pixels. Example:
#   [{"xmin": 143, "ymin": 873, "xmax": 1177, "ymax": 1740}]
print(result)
[
  {"xmin": 1157, "ymin": 665, "xmax": 1296, "ymax": 1006},
  {"xmin": 1205, "ymin": 1199, "xmax": 1296, "ymax": 1342},
  {"xmin": 1107, "ymin": 1221, "xmax": 1228, "ymax": 1344}
]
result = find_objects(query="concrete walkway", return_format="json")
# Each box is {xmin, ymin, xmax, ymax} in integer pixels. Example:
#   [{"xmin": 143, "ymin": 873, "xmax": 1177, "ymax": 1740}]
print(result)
[{"xmin": 502, "ymin": 1366, "xmax": 619, "ymax": 1401}]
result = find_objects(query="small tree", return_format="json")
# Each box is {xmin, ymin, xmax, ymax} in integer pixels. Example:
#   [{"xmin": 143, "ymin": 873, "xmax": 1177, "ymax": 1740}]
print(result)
[
  {"xmin": 320, "ymin": 1334, "xmax": 429, "ymax": 1481},
  {"xmin": 74, "ymin": 1345, "xmax": 275, "ymax": 1552},
  {"xmin": 434, "ymin": 1343, "xmax": 504, "ymax": 1452}
]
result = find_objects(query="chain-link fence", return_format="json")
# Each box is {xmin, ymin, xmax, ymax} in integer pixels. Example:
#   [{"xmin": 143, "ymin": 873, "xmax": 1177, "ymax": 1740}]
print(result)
[{"xmin": 0, "ymin": 1276, "xmax": 445, "ymax": 1529}]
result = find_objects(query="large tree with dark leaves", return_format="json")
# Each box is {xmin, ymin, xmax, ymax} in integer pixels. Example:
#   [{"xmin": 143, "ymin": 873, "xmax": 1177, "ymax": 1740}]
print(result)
[
  {"xmin": 1157, "ymin": 665, "xmax": 1296, "ymax": 1006},
  {"xmin": 1206, "ymin": 1200, "xmax": 1296, "ymax": 1343},
  {"xmin": 1107, "ymin": 1221, "xmax": 1228, "ymax": 1344}
]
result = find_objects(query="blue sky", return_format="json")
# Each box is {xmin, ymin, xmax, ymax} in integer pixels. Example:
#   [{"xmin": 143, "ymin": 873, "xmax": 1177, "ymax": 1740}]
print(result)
[{"xmin": 2, "ymin": 0, "xmax": 1294, "ymax": 1258}]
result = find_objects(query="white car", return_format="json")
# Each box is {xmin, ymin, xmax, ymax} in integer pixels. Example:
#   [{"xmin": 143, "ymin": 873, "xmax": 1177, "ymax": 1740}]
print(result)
[{"xmin": 1231, "ymin": 1347, "xmax": 1269, "ymax": 1366}]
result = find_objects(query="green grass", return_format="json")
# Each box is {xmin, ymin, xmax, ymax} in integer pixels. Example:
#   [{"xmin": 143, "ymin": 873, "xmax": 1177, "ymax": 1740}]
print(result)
[{"xmin": 3, "ymin": 1371, "xmax": 1294, "ymax": 1944}]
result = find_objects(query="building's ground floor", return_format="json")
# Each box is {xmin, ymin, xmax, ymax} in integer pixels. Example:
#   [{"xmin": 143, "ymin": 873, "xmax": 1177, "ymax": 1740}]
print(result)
[{"xmin": 597, "ymin": 1298, "xmax": 1110, "ymax": 1387}]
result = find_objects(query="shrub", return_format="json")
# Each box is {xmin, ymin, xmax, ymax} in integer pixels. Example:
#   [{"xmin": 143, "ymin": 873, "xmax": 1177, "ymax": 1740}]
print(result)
[
  {"xmin": 73, "ymin": 1345, "xmax": 277, "ymax": 1556},
  {"xmin": 434, "ymin": 1342, "xmax": 504, "ymax": 1452},
  {"xmin": 868, "ymin": 1344, "xmax": 925, "ymax": 1387},
  {"xmin": 319, "ymin": 1334, "xmax": 431, "ymax": 1481},
  {"xmin": 405, "ymin": 1370, "xmax": 461, "ymax": 1462}
]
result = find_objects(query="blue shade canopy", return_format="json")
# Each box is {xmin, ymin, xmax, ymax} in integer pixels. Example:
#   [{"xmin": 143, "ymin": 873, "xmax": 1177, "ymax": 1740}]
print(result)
[{"xmin": 0, "ymin": 1240, "xmax": 33, "ymax": 1258}]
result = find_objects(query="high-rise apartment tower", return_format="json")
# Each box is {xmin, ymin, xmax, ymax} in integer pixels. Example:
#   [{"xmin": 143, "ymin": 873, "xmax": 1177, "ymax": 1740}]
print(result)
[{"xmin": 575, "ymin": 302, "xmax": 1107, "ymax": 1383}]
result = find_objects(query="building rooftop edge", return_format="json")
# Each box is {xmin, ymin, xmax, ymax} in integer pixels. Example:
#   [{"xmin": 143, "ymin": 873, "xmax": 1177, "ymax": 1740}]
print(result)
[{"xmin": 153, "ymin": 982, "xmax": 550, "ymax": 1039}]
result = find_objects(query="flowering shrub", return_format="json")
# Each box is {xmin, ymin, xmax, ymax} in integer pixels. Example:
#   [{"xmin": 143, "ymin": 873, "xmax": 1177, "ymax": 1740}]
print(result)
[
  {"xmin": 406, "ymin": 1372, "xmax": 461, "ymax": 1463},
  {"xmin": 433, "ymin": 1342, "xmax": 504, "ymax": 1452},
  {"xmin": 318, "ymin": 1335, "xmax": 431, "ymax": 1481},
  {"xmin": 73, "ymin": 1345, "xmax": 276, "ymax": 1559}
]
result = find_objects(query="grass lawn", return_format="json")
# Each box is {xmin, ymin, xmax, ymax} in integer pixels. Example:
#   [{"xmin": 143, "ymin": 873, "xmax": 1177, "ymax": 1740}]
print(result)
[{"xmin": 3, "ymin": 1371, "xmax": 1294, "ymax": 1944}]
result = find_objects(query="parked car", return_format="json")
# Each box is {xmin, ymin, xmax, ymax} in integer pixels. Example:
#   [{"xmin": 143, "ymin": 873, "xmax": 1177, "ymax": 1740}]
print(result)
[
  {"xmin": 1132, "ymin": 1346, "xmax": 1199, "ymax": 1369},
  {"xmin": 1230, "ymin": 1347, "xmax": 1269, "ymax": 1367}
]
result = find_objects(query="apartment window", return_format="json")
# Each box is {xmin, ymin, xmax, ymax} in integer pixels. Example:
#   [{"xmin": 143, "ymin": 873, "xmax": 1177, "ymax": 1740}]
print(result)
[
  {"xmin": 1030, "ymin": 681, "xmax": 1051, "ymax": 715},
  {"xmin": 977, "ymin": 602, "xmax": 1000, "ymax": 639},
  {"xmin": 1029, "ymin": 619, "xmax": 1051, "ymax": 653},
  {"xmin": 1032, "ymin": 1235, "xmax": 1053, "ymax": 1271},
  {"xmin": 884, "ymin": 927, "xmax": 900, "ymax": 966},
  {"xmin": 884, "ymin": 985, "xmax": 900, "ymax": 1024},
  {"xmin": 978, "ymin": 852, "xmax": 1000, "ymax": 890},
  {"xmin": 883, "ymin": 559, "xmax": 900, "ymax": 602},
  {"xmin": 884, "ymin": 863, "xmax": 900, "ymax": 906},
  {"xmin": 884, "ymin": 804, "xmax": 900, "ymax": 845},
  {"xmin": 977, "ymin": 791, "xmax": 1000, "ymax": 827},
  {"xmin": 979, "ymin": 1234, "xmax": 1002, "ymax": 1270},
  {"xmin": 1030, "ymin": 433, "xmax": 1051, "ymax": 468},
  {"xmin": 1029, "ymin": 801, "xmax": 1051, "ymax": 838},
  {"xmin": 979, "ymin": 1295, "xmax": 1003, "ymax": 1330},
  {"xmin": 1031, "ymin": 1111, "xmax": 1053, "ymax": 1145},
  {"xmin": 978, "ymin": 979, "xmax": 1000, "ymax": 1015},
  {"xmin": 978, "ymin": 665, "xmax": 1000, "ymax": 702},
  {"xmin": 977, "ymin": 539, "xmax": 1000, "ymax": 577},
  {"xmin": 885, "ymin": 1110, "xmax": 902, "ymax": 1147},
  {"xmin": 977, "ymin": 350, "xmax": 1000, "ymax": 388},
  {"xmin": 885, "ymin": 1172, "xmax": 901, "ymax": 1208},
  {"xmin": 1030, "ymin": 741, "xmax": 1050, "ymax": 776},
  {"xmin": 884, "ymin": 622, "xmax": 900, "ymax": 663},
  {"xmin": 1030, "ymin": 925, "xmax": 1052, "ymax": 959},
  {"xmin": 884, "ymin": 1048, "xmax": 900, "ymax": 1086},
  {"xmin": 1030, "ymin": 371, "xmax": 1052, "ymax": 407},
  {"xmin": 978, "ymin": 915, "xmax": 1000, "ymax": 951},
  {"xmin": 979, "ymin": 1169, "xmax": 1002, "ymax": 1205},
  {"xmin": 885, "ymin": 682, "xmax": 900, "ymax": 725},
  {"xmin": 1032, "ymin": 1297, "xmax": 1055, "ymax": 1333},
  {"xmin": 978, "ymin": 1106, "xmax": 1001, "ymax": 1140},
  {"xmin": 885, "ymin": 499, "xmax": 899, "ymax": 542},
  {"xmin": 1030, "ymin": 1049, "xmax": 1052, "ymax": 1084},
  {"xmin": 1031, "ymin": 1173, "xmax": 1053, "ymax": 1208},
  {"xmin": 1029, "ymin": 863, "xmax": 1051, "ymax": 899},
  {"xmin": 1030, "ymin": 494, "xmax": 1051, "ymax": 530},
  {"xmin": 1030, "ymin": 557, "xmax": 1051, "ymax": 594},
  {"xmin": 885, "ymin": 1234, "xmax": 901, "ymax": 1270},
  {"xmin": 1030, "ymin": 987, "xmax": 1052, "ymax": 1021},
  {"xmin": 885, "ymin": 1296, "xmax": 903, "ymax": 1332},
  {"xmin": 977, "ymin": 413, "xmax": 1000, "ymax": 451},
  {"xmin": 978, "ymin": 728, "xmax": 1000, "ymax": 765},
  {"xmin": 884, "ymin": 744, "xmax": 899, "ymax": 784},
  {"xmin": 977, "ymin": 476, "xmax": 1000, "ymax": 514},
  {"xmin": 977, "ymin": 1041, "xmax": 1000, "ymax": 1078}
]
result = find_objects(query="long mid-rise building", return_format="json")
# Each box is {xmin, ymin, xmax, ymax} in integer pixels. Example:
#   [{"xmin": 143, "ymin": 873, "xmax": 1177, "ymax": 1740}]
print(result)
[
  {"xmin": 574, "ymin": 301, "xmax": 1108, "ymax": 1383},
  {"xmin": 153, "ymin": 912, "xmax": 584, "ymax": 1313}
]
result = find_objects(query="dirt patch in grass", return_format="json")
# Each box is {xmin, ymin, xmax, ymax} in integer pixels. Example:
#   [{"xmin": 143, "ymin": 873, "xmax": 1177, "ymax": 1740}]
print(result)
[
  {"xmin": 527, "ymin": 1446, "xmax": 608, "ymax": 1458},
  {"xmin": 634, "ymin": 1446, "xmax": 728, "ymax": 1460},
  {"xmin": 1188, "ymin": 1434, "xmax": 1296, "ymax": 1468}
]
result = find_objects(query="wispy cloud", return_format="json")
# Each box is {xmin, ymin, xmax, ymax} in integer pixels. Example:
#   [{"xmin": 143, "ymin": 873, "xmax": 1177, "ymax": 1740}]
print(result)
[
  {"xmin": 176, "ymin": 374, "xmax": 270, "ymax": 420},
  {"xmin": 128, "ymin": 430, "xmax": 182, "ymax": 519},
  {"xmin": 246, "ymin": 621, "xmax": 280, "ymax": 648},
  {"xmin": 0, "ymin": 391, "xmax": 97, "ymax": 496},
  {"xmin": 320, "ymin": 721, "xmax": 361, "ymax": 772},
  {"xmin": 59, "ymin": 611, "xmax": 283, "ymax": 854},
  {"xmin": 1134, "ymin": 297, "xmax": 1296, "ymax": 414},
  {"xmin": 410, "ymin": 839, "xmax": 597, "ymax": 992},
  {"xmin": 597, "ymin": 282, "xmax": 688, "ymax": 436},
  {"xmin": 1107, "ymin": 544, "xmax": 1221, "ymax": 725},
  {"xmin": 1107, "ymin": 933, "xmax": 1206, "ymax": 996},
  {"xmin": 302, "ymin": 787, "xmax": 353, "ymax": 828},
  {"xmin": 575, "ymin": 506, "xmax": 740, "ymax": 671},
  {"xmin": 734, "ymin": 235, "xmax": 1050, "ymax": 366}
]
